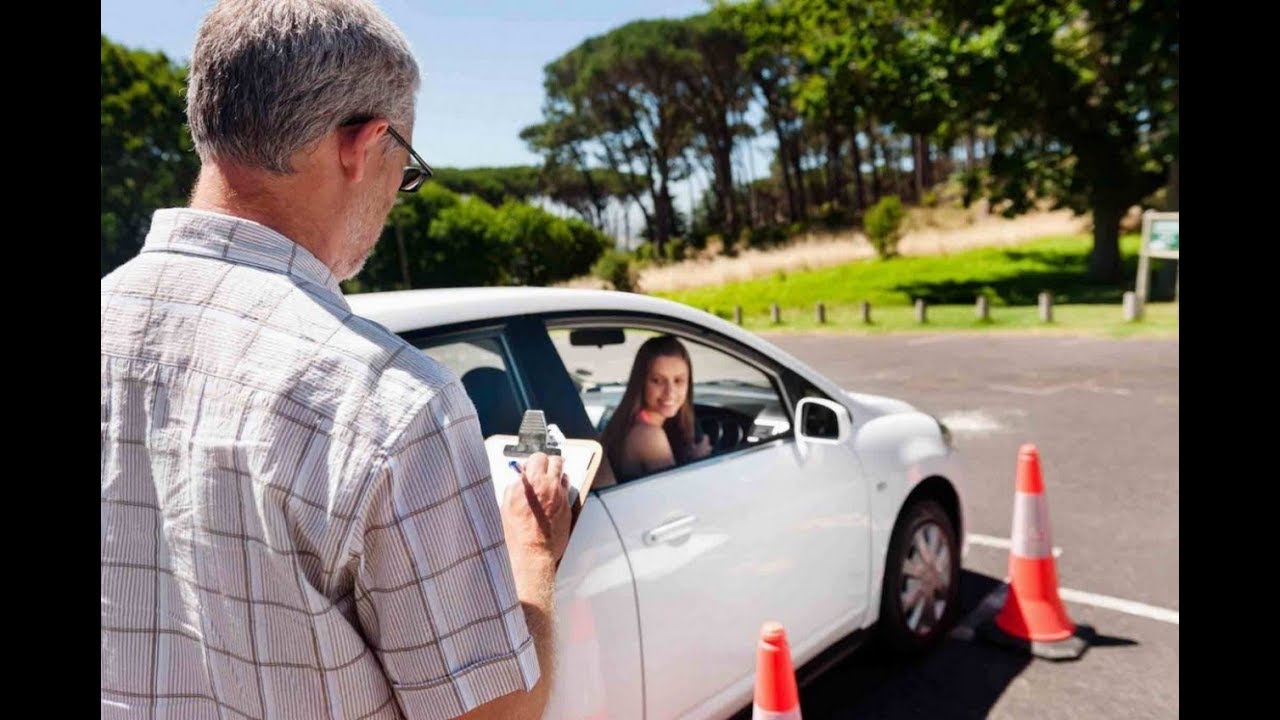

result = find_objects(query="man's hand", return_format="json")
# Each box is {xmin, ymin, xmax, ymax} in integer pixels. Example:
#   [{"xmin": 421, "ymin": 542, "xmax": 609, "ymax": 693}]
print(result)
[
  {"xmin": 456, "ymin": 453, "xmax": 570, "ymax": 720},
  {"xmin": 501, "ymin": 452, "xmax": 571, "ymax": 563}
]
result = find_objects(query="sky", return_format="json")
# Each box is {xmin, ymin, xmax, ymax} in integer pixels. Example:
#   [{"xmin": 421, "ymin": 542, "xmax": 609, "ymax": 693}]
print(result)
[{"xmin": 101, "ymin": 0, "xmax": 717, "ymax": 170}]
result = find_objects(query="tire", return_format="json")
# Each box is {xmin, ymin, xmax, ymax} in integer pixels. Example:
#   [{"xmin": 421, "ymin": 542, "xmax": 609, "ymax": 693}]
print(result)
[{"xmin": 878, "ymin": 498, "xmax": 960, "ymax": 656}]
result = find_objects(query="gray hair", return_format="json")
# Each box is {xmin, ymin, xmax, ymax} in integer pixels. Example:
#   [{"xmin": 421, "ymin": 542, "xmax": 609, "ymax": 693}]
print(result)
[{"xmin": 187, "ymin": 0, "xmax": 420, "ymax": 173}]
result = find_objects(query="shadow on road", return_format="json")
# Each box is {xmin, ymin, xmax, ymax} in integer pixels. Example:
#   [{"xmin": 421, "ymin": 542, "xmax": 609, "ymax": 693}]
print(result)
[{"xmin": 797, "ymin": 570, "xmax": 1139, "ymax": 719}]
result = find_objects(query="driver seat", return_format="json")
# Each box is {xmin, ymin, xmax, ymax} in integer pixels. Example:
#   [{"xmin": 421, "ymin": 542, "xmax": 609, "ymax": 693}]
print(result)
[{"xmin": 459, "ymin": 366, "xmax": 522, "ymax": 438}]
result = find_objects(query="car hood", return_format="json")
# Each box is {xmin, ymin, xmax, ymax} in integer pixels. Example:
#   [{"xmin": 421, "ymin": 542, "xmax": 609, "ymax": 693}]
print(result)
[{"xmin": 843, "ymin": 390, "xmax": 918, "ymax": 417}]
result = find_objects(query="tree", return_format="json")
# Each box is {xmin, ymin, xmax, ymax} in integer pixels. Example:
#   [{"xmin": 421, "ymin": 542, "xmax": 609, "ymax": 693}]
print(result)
[
  {"xmin": 532, "ymin": 20, "xmax": 697, "ymax": 255},
  {"xmin": 428, "ymin": 166, "xmax": 541, "ymax": 207},
  {"xmin": 722, "ymin": 0, "xmax": 810, "ymax": 223},
  {"xmin": 521, "ymin": 111, "xmax": 616, "ymax": 229},
  {"xmin": 678, "ymin": 12, "xmax": 753, "ymax": 241},
  {"xmin": 423, "ymin": 195, "xmax": 508, "ymax": 286},
  {"xmin": 343, "ymin": 183, "xmax": 611, "ymax": 292},
  {"xmin": 495, "ymin": 201, "xmax": 609, "ymax": 286},
  {"xmin": 946, "ymin": 0, "xmax": 1179, "ymax": 282},
  {"xmin": 101, "ymin": 35, "xmax": 199, "ymax": 276}
]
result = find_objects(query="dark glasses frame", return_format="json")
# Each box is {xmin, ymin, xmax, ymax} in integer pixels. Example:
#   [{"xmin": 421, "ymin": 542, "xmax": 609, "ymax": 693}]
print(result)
[{"xmin": 341, "ymin": 116, "xmax": 433, "ymax": 193}]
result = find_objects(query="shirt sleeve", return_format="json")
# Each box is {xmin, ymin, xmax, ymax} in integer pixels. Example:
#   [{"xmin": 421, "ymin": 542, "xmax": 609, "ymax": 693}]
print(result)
[{"xmin": 352, "ymin": 380, "xmax": 538, "ymax": 720}]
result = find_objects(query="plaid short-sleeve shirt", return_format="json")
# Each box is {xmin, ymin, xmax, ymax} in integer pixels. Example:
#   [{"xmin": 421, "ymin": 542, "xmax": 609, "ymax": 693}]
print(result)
[{"xmin": 101, "ymin": 208, "xmax": 538, "ymax": 720}]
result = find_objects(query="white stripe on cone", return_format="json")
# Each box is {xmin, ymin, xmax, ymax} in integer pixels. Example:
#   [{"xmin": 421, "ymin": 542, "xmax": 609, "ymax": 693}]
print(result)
[{"xmin": 1010, "ymin": 491, "xmax": 1054, "ymax": 559}]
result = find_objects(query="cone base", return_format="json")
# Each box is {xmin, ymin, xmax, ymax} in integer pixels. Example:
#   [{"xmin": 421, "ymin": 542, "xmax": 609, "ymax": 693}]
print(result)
[
  {"xmin": 752, "ymin": 704, "xmax": 803, "ymax": 720},
  {"xmin": 979, "ymin": 619, "xmax": 1091, "ymax": 661},
  {"xmin": 994, "ymin": 597, "xmax": 1074, "ymax": 642}
]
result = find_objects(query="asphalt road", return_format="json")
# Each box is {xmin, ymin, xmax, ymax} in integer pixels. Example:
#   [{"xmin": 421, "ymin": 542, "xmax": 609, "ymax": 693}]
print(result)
[{"xmin": 764, "ymin": 333, "xmax": 1179, "ymax": 719}]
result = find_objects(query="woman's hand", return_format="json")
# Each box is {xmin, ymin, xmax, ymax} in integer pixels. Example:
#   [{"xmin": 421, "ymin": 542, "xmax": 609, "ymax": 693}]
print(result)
[{"xmin": 690, "ymin": 433, "xmax": 713, "ymax": 459}]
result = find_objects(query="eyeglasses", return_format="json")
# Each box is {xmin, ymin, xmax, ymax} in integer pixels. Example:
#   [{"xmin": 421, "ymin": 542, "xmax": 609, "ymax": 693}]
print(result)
[
  {"xmin": 341, "ymin": 117, "xmax": 433, "ymax": 193},
  {"xmin": 385, "ymin": 126, "xmax": 433, "ymax": 193}
]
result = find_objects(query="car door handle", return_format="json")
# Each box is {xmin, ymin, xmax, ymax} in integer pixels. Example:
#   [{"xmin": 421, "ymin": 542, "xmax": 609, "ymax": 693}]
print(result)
[{"xmin": 643, "ymin": 515, "xmax": 697, "ymax": 546}]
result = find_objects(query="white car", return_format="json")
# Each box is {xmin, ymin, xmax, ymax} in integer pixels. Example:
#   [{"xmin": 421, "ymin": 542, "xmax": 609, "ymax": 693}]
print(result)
[{"xmin": 347, "ymin": 287, "xmax": 969, "ymax": 720}]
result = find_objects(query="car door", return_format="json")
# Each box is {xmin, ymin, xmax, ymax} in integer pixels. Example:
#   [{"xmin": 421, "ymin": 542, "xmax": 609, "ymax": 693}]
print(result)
[
  {"xmin": 408, "ymin": 322, "xmax": 645, "ymax": 719},
  {"xmin": 547, "ymin": 318, "xmax": 872, "ymax": 720}
]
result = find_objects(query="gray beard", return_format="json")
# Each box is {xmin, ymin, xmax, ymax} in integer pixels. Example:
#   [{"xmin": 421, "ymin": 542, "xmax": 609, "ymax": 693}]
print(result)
[{"xmin": 335, "ymin": 217, "xmax": 380, "ymax": 282}]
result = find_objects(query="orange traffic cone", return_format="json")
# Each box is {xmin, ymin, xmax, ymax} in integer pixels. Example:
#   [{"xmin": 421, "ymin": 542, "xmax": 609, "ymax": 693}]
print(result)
[
  {"xmin": 753, "ymin": 622, "xmax": 802, "ymax": 720},
  {"xmin": 983, "ymin": 444, "xmax": 1089, "ymax": 660}
]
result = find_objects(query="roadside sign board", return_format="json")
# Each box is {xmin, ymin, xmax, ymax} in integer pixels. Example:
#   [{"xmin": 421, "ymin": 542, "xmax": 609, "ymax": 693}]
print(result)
[{"xmin": 1136, "ymin": 210, "xmax": 1179, "ymax": 305}]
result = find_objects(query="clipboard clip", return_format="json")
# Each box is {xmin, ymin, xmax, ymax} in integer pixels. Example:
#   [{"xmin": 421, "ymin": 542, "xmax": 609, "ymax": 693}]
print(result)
[{"xmin": 503, "ymin": 410, "xmax": 563, "ymax": 458}]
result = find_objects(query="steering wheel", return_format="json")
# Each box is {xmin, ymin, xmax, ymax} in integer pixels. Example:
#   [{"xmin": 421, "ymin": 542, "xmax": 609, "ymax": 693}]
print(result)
[
  {"xmin": 698, "ymin": 415, "xmax": 742, "ymax": 454},
  {"xmin": 698, "ymin": 416, "xmax": 722, "ymax": 449}
]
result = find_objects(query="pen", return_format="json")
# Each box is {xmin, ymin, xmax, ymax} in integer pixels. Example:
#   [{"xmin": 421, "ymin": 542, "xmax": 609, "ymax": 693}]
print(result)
[{"xmin": 508, "ymin": 460, "xmax": 522, "ymax": 475}]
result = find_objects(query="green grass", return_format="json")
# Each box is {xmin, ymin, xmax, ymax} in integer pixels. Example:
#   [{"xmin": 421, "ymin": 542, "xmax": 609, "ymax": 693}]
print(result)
[
  {"xmin": 661, "ymin": 233, "xmax": 1153, "ymax": 309},
  {"xmin": 657, "ymin": 233, "xmax": 1179, "ymax": 338}
]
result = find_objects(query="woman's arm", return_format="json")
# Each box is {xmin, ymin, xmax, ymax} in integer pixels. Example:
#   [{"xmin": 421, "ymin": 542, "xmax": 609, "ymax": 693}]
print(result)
[{"xmin": 626, "ymin": 423, "xmax": 676, "ymax": 475}]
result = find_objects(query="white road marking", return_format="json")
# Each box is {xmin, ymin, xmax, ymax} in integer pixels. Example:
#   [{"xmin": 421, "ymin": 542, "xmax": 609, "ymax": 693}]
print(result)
[
  {"xmin": 1056, "ymin": 587, "xmax": 1179, "ymax": 625},
  {"xmin": 969, "ymin": 532, "xmax": 1063, "ymax": 558},
  {"xmin": 956, "ymin": 536, "xmax": 1180, "ymax": 633},
  {"xmin": 989, "ymin": 383, "xmax": 1072, "ymax": 396},
  {"xmin": 938, "ymin": 410, "xmax": 1004, "ymax": 434},
  {"xmin": 989, "ymin": 381, "xmax": 1131, "ymax": 397}
]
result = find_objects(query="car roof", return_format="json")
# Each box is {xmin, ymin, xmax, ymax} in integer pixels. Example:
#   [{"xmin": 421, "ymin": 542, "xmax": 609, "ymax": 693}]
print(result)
[{"xmin": 348, "ymin": 286, "xmax": 728, "ymax": 337}]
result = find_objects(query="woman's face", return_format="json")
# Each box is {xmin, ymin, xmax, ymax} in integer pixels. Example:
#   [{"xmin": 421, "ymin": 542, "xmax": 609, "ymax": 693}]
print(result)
[{"xmin": 643, "ymin": 354, "xmax": 689, "ymax": 419}]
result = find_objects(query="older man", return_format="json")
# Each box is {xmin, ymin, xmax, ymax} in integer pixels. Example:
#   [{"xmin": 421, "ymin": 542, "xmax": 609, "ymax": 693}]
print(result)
[{"xmin": 100, "ymin": 2, "xmax": 569, "ymax": 718}]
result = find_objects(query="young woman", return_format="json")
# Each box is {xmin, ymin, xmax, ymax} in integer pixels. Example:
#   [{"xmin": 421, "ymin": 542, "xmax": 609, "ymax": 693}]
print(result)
[{"xmin": 599, "ymin": 334, "xmax": 713, "ymax": 483}]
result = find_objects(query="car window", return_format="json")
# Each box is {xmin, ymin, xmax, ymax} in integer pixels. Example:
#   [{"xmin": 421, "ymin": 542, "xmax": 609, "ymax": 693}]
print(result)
[
  {"xmin": 416, "ymin": 334, "xmax": 526, "ymax": 438},
  {"xmin": 549, "ymin": 326, "xmax": 792, "ymax": 477},
  {"xmin": 784, "ymin": 368, "xmax": 835, "ymax": 405}
]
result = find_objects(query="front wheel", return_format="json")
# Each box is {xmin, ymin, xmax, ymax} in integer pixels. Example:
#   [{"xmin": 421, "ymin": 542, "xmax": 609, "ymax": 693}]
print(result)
[{"xmin": 878, "ymin": 499, "xmax": 960, "ymax": 655}]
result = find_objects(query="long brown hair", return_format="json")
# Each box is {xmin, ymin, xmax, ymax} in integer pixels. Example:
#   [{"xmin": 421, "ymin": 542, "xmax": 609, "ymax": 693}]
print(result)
[{"xmin": 600, "ymin": 334, "xmax": 697, "ymax": 477}]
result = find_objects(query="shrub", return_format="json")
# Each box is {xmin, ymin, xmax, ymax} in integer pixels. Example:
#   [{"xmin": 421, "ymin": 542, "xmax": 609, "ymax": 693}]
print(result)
[
  {"xmin": 864, "ymin": 195, "xmax": 906, "ymax": 258},
  {"xmin": 592, "ymin": 250, "xmax": 640, "ymax": 292}
]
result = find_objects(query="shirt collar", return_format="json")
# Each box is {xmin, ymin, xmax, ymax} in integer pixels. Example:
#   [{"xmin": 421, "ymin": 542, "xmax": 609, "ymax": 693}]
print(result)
[{"xmin": 141, "ymin": 208, "xmax": 348, "ymax": 308}]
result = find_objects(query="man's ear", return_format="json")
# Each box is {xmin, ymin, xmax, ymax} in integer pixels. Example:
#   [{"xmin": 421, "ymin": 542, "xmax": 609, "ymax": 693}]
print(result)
[{"xmin": 337, "ymin": 118, "xmax": 390, "ymax": 185}]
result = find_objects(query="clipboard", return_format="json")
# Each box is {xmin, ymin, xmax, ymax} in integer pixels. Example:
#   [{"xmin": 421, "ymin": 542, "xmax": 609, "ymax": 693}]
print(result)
[{"xmin": 483, "ymin": 433, "xmax": 602, "ymax": 520}]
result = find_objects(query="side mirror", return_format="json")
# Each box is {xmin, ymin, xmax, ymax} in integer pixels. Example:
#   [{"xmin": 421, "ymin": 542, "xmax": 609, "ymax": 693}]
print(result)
[{"xmin": 795, "ymin": 398, "xmax": 852, "ymax": 445}]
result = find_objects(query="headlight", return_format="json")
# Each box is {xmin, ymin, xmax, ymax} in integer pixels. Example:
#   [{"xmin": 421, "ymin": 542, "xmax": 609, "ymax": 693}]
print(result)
[{"xmin": 933, "ymin": 415, "xmax": 954, "ymax": 449}]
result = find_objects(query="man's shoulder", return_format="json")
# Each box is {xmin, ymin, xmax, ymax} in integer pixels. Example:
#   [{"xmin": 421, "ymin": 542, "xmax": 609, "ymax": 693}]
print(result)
[
  {"xmin": 101, "ymin": 251, "xmax": 168, "ymax": 295},
  {"xmin": 103, "ymin": 252, "xmax": 462, "ymax": 443},
  {"xmin": 333, "ymin": 309, "xmax": 450, "ymax": 378},
  {"xmin": 323, "ymin": 311, "xmax": 475, "ymax": 441}
]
